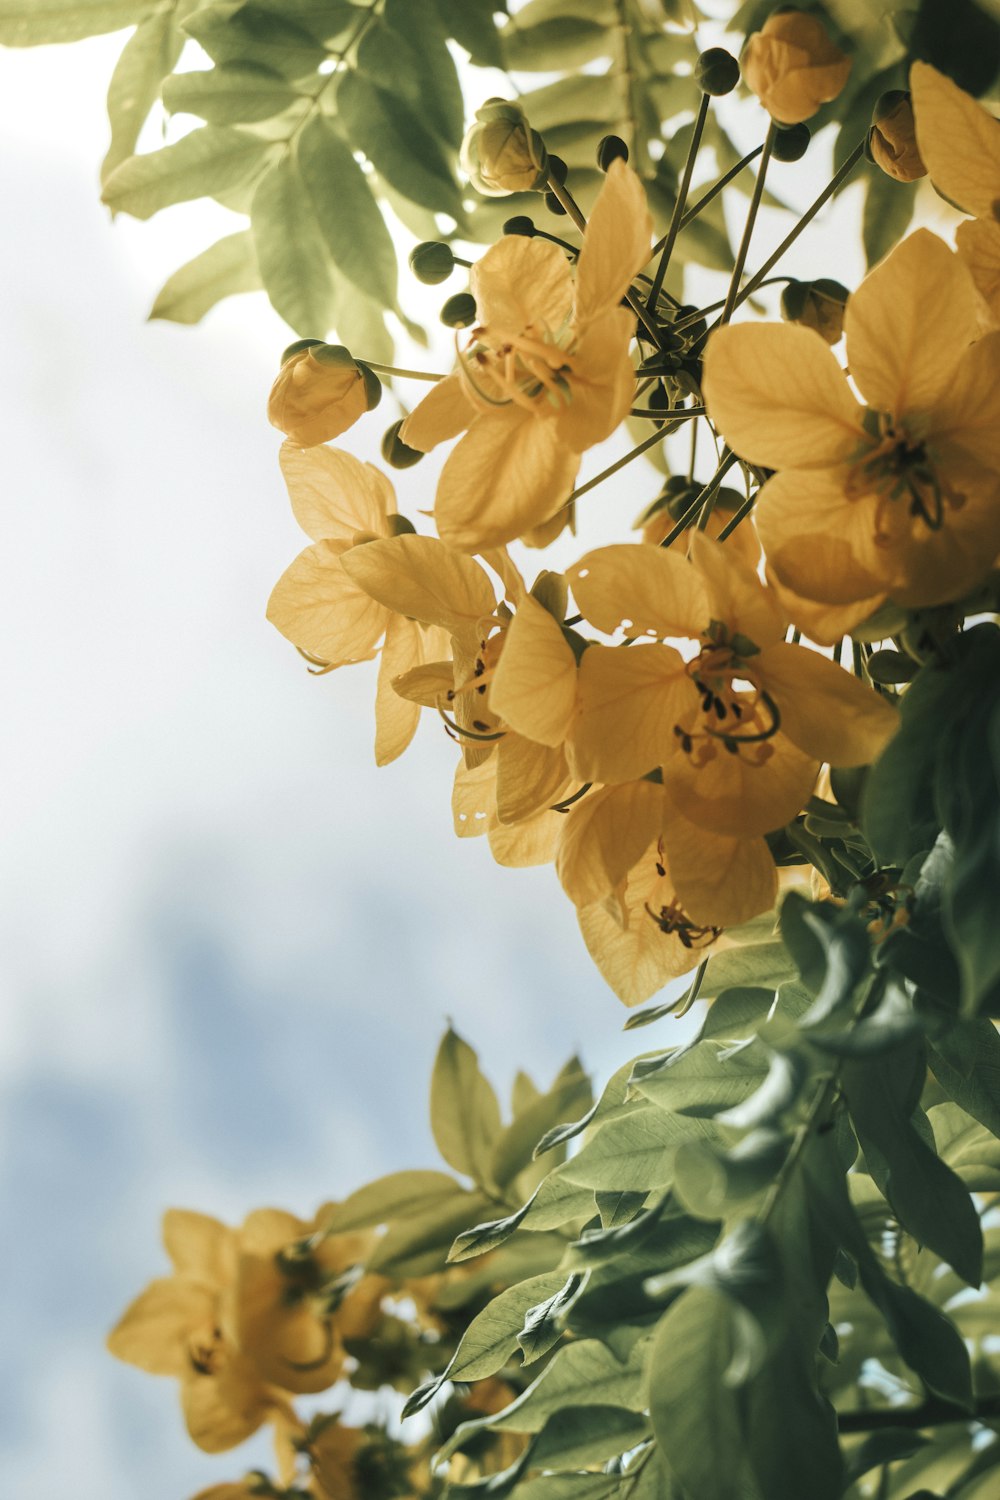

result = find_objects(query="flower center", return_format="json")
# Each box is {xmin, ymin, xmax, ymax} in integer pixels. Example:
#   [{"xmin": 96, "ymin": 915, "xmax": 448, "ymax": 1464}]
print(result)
[
  {"xmin": 645, "ymin": 892, "xmax": 722, "ymax": 949},
  {"xmin": 188, "ymin": 1323, "xmax": 226, "ymax": 1376},
  {"xmin": 849, "ymin": 418, "xmax": 967, "ymax": 544},
  {"xmin": 457, "ymin": 321, "xmax": 576, "ymax": 414},
  {"xmin": 672, "ymin": 626, "xmax": 778, "ymax": 768}
]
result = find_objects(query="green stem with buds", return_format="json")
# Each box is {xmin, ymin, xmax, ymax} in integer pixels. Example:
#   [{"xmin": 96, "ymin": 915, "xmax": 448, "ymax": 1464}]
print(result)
[
  {"xmin": 659, "ymin": 451, "xmax": 738, "ymax": 547},
  {"xmin": 647, "ymin": 92, "xmax": 711, "ymax": 310},
  {"xmin": 719, "ymin": 121, "xmax": 777, "ymax": 326}
]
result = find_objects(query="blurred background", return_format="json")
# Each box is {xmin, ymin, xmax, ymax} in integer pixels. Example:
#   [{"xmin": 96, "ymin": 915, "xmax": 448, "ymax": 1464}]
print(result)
[{"xmin": 0, "ymin": 26, "xmax": 885, "ymax": 1499}]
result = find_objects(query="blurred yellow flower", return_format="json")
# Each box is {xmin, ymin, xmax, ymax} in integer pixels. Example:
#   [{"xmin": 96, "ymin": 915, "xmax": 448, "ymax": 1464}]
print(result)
[
  {"xmin": 399, "ymin": 160, "xmax": 652, "ymax": 551},
  {"xmin": 741, "ymin": 9, "xmax": 851, "ymax": 125},
  {"xmin": 703, "ymin": 230, "xmax": 1000, "ymax": 641},
  {"xmin": 268, "ymin": 343, "xmax": 380, "ymax": 448}
]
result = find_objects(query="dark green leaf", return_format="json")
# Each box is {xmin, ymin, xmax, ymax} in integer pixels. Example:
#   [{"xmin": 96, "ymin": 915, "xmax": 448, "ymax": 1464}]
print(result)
[
  {"xmin": 431, "ymin": 0, "xmax": 504, "ymax": 68},
  {"xmin": 183, "ymin": 2, "xmax": 326, "ymax": 78},
  {"xmin": 149, "ymin": 230, "xmax": 261, "ymax": 324},
  {"xmin": 366, "ymin": 0, "xmax": 464, "ymax": 149},
  {"xmin": 251, "ymin": 149, "xmax": 338, "ymax": 334},
  {"xmin": 530, "ymin": 1405, "xmax": 650, "ymax": 1471},
  {"xmin": 337, "ymin": 69, "xmax": 464, "ymax": 219},
  {"xmin": 929, "ymin": 1018, "xmax": 1000, "ymax": 1137},
  {"xmin": 296, "ymin": 115, "xmax": 398, "ymax": 307},
  {"xmin": 502, "ymin": 16, "xmax": 613, "ymax": 70}
]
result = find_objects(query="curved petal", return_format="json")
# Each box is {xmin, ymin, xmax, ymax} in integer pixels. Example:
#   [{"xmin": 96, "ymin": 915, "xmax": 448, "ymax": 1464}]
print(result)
[
  {"xmin": 956, "ymin": 217, "xmax": 1000, "ymax": 324},
  {"xmin": 489, "ymin": 594, "xmax": 578, "ymax": 746},
  {"xmin": 556, "ymin": 781, "xmax": 667, "ymax": 909},
  {"xmin": 453, "ymin": 755, "xmax": 496, "ymax": 838},
  {"xmin": 488, "ymin": 808, "xmax": 563, "ymax": 867},
  {"xmin": 399, "ymin": 371, "xmax": 475, "ymax": 453},
  {"xmin": 434, "ymin": 407, "xmax": 579, "ymax": 552},
  {"xmin": 267, "ymin": 540, "xmax": 387, "ymax": 665},
  {"xmin": 763, "ymin": 568, "xmax": 887, "ymax": 647},
  {"xmin": 279, "ymin": 442, "xmax": 389, "ymax": 541},
  {"xmin": 567, "ymin": 544, "xmax": 710, "ymax": 640},
  {"xmin": 163, "ymin": 1210, "xmax": 236, "ymax": 1288},
  {"xmin": 931, "ymin": 330, "xmax": 1000, "ymax": 471},
  {"xmin": 341, "ymin": 535, "xmax": 497, "ymax": 633},
  {"xmin": 472, "ymin": 236, "xmax": 573, "ymax": 337},
  {"xmin": 911, "ymin": 60, "xmax": 1000, "ymax": 220},
  {"xmin": 107, "ymin": 1278, "xmax": 215, "ymax": 1376},
  {"xmin": 495, "ymin": 734, "xmax": 572, "ymax": 824},
  {"xmin": 662, "ymin": 818, "xmax": 778, "ymax": 929},
  {"xmin": 181, "ymin": 1359, "xmax": 272, "ymax": 1453},
  {"xmin": 574, "ymin": 159, "xmax": 653, "ymax": 325},
  {"xmin": 702, "ymin": 323, "xmax": 865, "ymax": 469},
  {"xmin": 755, "ymin": 641, "xmax": 898, "ymax": 766},
  {"xmin": 557, "ymin": 308, "xmax": 636, "ymax": 451},
  {"xmin": 754, "ymin": 470, "xmax": 886, "ymax": 606},
  {"xmin": 375, "ymin": 617, "xmax": 447, "ymax": 767},
  {"xmin": 577, "ymin": 844, "xmax": 704, "ymax": 1007},
  {"xmin": 688, "ymin": 532, "xmax": 785, "ymax": 648},
  {"xmin": 845, "ymin": 230, "xmax": 979, "ymax": 415},
  {"xmin": 568, "ymin": 641, "xmax": 691, "ymax": 784},
  {"xmin": 665, "ymin": 731, "xmax": 818, "ymax": 836}
]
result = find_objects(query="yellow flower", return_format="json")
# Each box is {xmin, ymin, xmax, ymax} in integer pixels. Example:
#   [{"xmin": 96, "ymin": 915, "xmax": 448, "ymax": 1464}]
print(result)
[
  {"xmin": 703, "ymin": 229, "xmax": 1000, "ymax": 642},
  {"xmin": 741, "ymin": 10, "xmax": 851, "ymax": 126},
  {"xmin": 910, "ymin": 61, "xmax": 1000, "ymax": 323},
  {"xmin": 107, "ymin": 1210, "xmax": 288, "ymax": 1453},
  {"xmin": 564, "ymin": 534, "xmax": 897, "ymax": 835},
  {"xmin": 461, "ymin": 99, "xmax": 549, "ymax": 196},
  {"xmin": 268, "ymin": 343, "xmax": 380, "ymax": 448},
  {"xmin": 398, "ymin": 160, "xmax": 652, "ymax": 551},
  {"xmin": 869, "ymin": 91, "xmax": 926, "ymax": 183},
  {"xmin": 266, "ymin": 444, "xmax": 448, "ymax": 764}
]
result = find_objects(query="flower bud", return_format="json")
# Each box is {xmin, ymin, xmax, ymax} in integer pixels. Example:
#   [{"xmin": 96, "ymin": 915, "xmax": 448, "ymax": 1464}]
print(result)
[
  {"xmin": 868, "ymin": 90, "xmax": 926, "ymax": 183},
  {"xmin": 440, "ymin": 292, "xmax": 477, "ymax": 329},
  {"xmin": 543, "ymin": 190, "xmax": 567, "ymax": 217},
  {"xmin": 696, "ymin": 47, "xmax": 740, "ymax": 96},
  {"xmin": 408, "ymin": 241, "xmax": 455, "ymax": 285},
  {"xmin": 596, "ymin": 134, "xmax": 629, "ymax": 169},
  {"xmin": 381, "ymin": 419, "xmax": 424, "ymax": 470},
  {"xmin": 780, "ymin": 277, "xmax": 849, "ymax": 345},
  {"xmin": 742, "ymin": 9, "xmax": 851, "ymax": 125},
  {"xmin": 268, "ymin": 343, "xmax": 380, "ymax": 447},
  {"xmin": 460, "ymin": 98, "xmax": 548, "ymax": 196},
  {"xmin": 502, "ymin": 215, "xmax": 536, "ymax": 237},
  {"xmin": 771, "ymin": 121, "xmax": 810, "ymax": 161}
]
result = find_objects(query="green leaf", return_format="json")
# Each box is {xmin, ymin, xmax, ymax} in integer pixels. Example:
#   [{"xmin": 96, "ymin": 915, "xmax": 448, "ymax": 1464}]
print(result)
[
  {"xmin": 251, "ymin": 149, "xmax": 338, "ymax": 335},
  {"xmin": 162, "ymin": 63, "xmax": 301, "ymax": 125},
  {"xmin": 560, "ymin": 1104, "xmax": 716, "ymax": 1192},
  {"xmin": 461, "ymin": 1336, "xmax": 649, "ymax": 1440},
  {"xmin": 929, "ymin": 1018, "xmax": 1000, "ymax": 1138},
  {"xmin": 183, "ymin": 2, "xmax": 326, "ymax": 78},
  {"xmin": 321, "ymin": 1169, "xmax": 463, "ymax": 1233},
  {"xmin": 518, "ymin": 1273, "xmax": 585, "ymax": 1363},
  {"xmin": 149, "ymin": 230, "xmax": 261, "ymax": 324},
  {"xmin": 844, "ymin": 1040, "xmax": 983, "ymax": 1286},
  {"xmin": 445, "ymin": 1270, "xmax": 571, "ymax": 1383},
  {"xmin": 648, "ymin": 1286, "xmax": 746, "ymax": 1500},
  {"xmin": 491, "ymin": 1069, "xmax": 593, "ymax": 1190},
  {"xmin": 529, "ymin": 1405, "xmax": 650, "ymax": 1471},
  {"xmin": 337, "ymin": 69, "xmax": 464, "ymax": 220},
  {"xmin": 430, "ymin": 1026, "xmax": 502, "ymax": 1188},
  {"xmin": 101, "ymin": 7, "xmax": 185, "ymax": 182},
  {"xmin": 632, "ymin": 1039, "xmax": 772, "ymax": 1115},
  {"xmin": 862, "ymin": 169, "xmax": 917, "ymax": 266},
  {"xmin": 844, "ymin": 1429, "xmax": 929, "ymax": 1486},
  {"xmin": 517, "ymin": 72, "xmax": 621, "ymax": 132},
  {"xmin": 699, "ymin": 935, "xmax": 798, "ymax": 1000},
  {"xmin": 0, "ymin": 0, "xmax": 150, "ymax": 45},
  {"xmin": 297, "ymin": 116, "xmax": 398, "ymax": 308},
  {"xmin": 673, "ymin": 1129, "xmax": 791, "ymax": 1220},
  {"xmin": 364, "ymin": 0, "xmax": 464, "ymax": 149},
  {"xmin": 102, "ymin": 125, "xmax": 275, "ymax": 220},
  {"xmin": 366, "ymin": 1189, "xmax": 494, "ymax": 1277},
  {"xmin": 431, "ymin": 0, "xmax": 504, "ymax": 67},
  {"xmin": 502, "ymin": 16, "xmax": 614, "ymax": 70}
]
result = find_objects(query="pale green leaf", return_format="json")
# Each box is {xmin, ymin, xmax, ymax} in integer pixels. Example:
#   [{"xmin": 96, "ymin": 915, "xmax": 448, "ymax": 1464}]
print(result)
[
  {"xmin": 102, "ymin": 125, "xmax": 275, "ymax": 220},
  {"xmin": 0, "ymin": 0, "xmax": 150, "ymax": 45},
  {"xmin": 251, "ymin": 149, "xmax": 338, "ymax": 335},
  {"xmin": 101, "ymin": 6, "xmax": 184, "ymax": 182},
  {"xmin": 430, "ymin": 1026, "xmax": 503, "ymax": 1189},
  {"xmin": 321, "ymin": 1169, "xmax": 463, "ymax": 1234},
  {"xmin": 337, "ymin": 69, "xmax": 464, "ymax": 220},
  {"xmin": 162, "ymin": 63, "xmax": 301, "ymax": 125},
  {"xmin": 149, "ymin": 230, "xmax": 261, "ymax": 324},
  {"xmin": 296, "ymin": 116, "xmax": 397, "ymax": 308}
]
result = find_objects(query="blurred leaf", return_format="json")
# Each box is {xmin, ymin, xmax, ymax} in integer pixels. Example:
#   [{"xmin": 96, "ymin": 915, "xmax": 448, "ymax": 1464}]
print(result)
[
  {"xmin": 322, "ymin": 1169, "xmax": 463, "ymax": 1233},
  {"xmin": 430, "ymin": 1026, "xmax": 503, "ymax": 1188},
  {"xmin": 367, "ymin": 1189, "xmax": 494, "ymax": 1277},
  {"xmin": 431, "ymin": 0, "xmax": 504, "ymax": 68},
  {"xmin": 337, "ymin": 69, "xmax": 464, "ymax": 220},
  {"xmin": 162, "ymin": 63, "xmax": 301, "ymax": 124},
  {"xmin": 183, "ymin": 1, "xmax": 326, "ymax": 78},
  {"xmin": 862, "ymin": 169, "xmax": 917, "ymax": 266},
  {"xmin": 0, "ymin": 0, "xmax": 151, "ymax": 44},
  {"xmin": 149, "ymin": 229, "xmax": 261, "ymax": 323},
  {"xmin": 929, "ymin": 1018, "xmax": 1000, "ymax": 1137},
  {"xmin": 101, "ymin": 6, "xmax": 185, "ymax": 181},
  {"xmin": 297, "ymin": 116, "xmax": 398, "ymax": 307},
  {"xmin": 502, "ymin": 16, "xmax": 613, "ymax": 70},
  {"xmin": 102, "ymin": 125, "xmax": 275, "ymax": 219},
  {"xmin": 529, "ymin": 1404, "xmax": 650, "ymax": 1470},
  {"xmin": 364, "ymin": 0, "xmax": 464, "ymax": 149}
]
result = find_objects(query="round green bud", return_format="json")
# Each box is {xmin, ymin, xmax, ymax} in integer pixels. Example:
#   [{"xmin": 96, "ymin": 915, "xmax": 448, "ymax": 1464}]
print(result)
[
  {"xmin": 356, "ymin": 361, "xmax": 383, "ymax": 412},
  {"xmin": 381, "ymin": 420, "xmax": 424, "ymax": 470},
  {"xmin": 865, "ymin": 648, "xmax": 918, "ymax": 685},
  {"xmin": 310, "ymin": 342, "xmax": 358, "ymax": 369},
  {"xmin": 771, "ymin": 122, "xmax": 810, "ymax": 162},
  {"xmin": 386, "ymin": 512, "xmax": 418, "ymax": 535},
  {"xmin": 695, "ymin": 47, "xmax": 740, "ymax": 96},
  {"xmin": 544, "ymin": 190, "xmax": 567, "ymax": 217},
  {"xmin": 596, "ymin": 134, "xmax": 629, "ymax": 170},
  {"xmin": 441, "ymin": 292, "xmax": 477, "ymax": 329},
  {"xmin": 676, "ymin": 304, "xmax": 707, "ymax": 342},
  {"xmin": 780, "ymin": 277, "xmax": 849, "ymax": 345},
  {"xmin": 408, "ymin": 241, "xmax": 455, "ymax": 286},
  {"xmin": 279, "ymin": 337, "xmax": 324, "ymax": 365},
  {"xmin": 547, "ymin": 153, "xmax": 569, "ymax": 184},
  {"xmin": 503, "ymin": 215, "xmax": 536, "ymax": 237}
]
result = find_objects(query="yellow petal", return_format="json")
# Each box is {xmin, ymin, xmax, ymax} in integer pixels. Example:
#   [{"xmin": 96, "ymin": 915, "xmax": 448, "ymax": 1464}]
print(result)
[
  {"xmin": 845, "ymin": 230, "xmax": 980, "ymax": 414},
  {"xmin": 574, "ymin": 159, "xmax": 652, "ymax": 326},
  {"xmin": 434, "ymin": 406, "xmax": 579, "ymax": 552},
  {"xmin": 665, "ymin": 731, "xmax": 818, "ymax": 836},
  {"xmin": 181, "ymin": 1358, "xmax": 271, "ymax": 1452},
  {"xmin": 453, "ymin": 756, "xmax": 496, "ymax": 838},
  {"xmin": 399, "ymin": 371, "xmax": 475, "ymax": 453},
  {"xmin": 481, "ymin": 546, "xmax": 527, "ymax": 606},
  {"xmin": 556, "ymin": 307, "xmax": 635, "ymax": 451},
  {"xmin": 279, "ymin": 442, "xmax": 390, "ymax": 541},
  {"xmin": 488, "ymin": 808, "xmax": 563, "ymax": 866},
  {"xmin": 568, "ymin": 642, "xmax": 690, "ymax": 784},
  {"xmin": 495, "ymin": 732, "xmax": 571, "ymax": 824},
  {"xmin": 375, "ymin": 617, "xmax": 448, "ymax": 767},
  {"xmin": 931, "ymin": 329, "xmax": 1000, "ymax": 472},
  {"xmin": 107, "ymin": 1278, "xmax": 216, "ymax": 1376},
  {"xmin": 238, "ymin": 1208, "xmax": 306, "ymax": 1255},
  {"xmin": 568, "ymin": 544, "xmax": 709, "ymax": 639},
  {"xmin": 267, "ymin": 541, "xmax": 388, "ymax": 665},
  {"xmin": 489, "ymin": 595, "xmax": 578, "ymax": 746},
  {"xmin": 688, "ymin": 532, "xmax": 785, "ymax": 648},
  {"xmin": 391, "ymin": 659, "xmax": 455, "ymax": 706},
  {"xmin": 472, "ymin": 235, "xmax": 573, "ymax": 339},
  {"xmin": 163, "ymin": 1210, "xmax": 235, "ymax": 1288},
  {"xmin": 556, "ymin": 781, "xmax": 666, "ymax": 909},
  {"xmin": 340, "ymin": 534, "xmax": 497, "ymax": 634},
  {"xmin": 661, "ymin": 818, "xmax": 777, "ymax": 929},
  {"xmin": 754, "ymin": 469, "xmax": 886, "ymax": 610},
  {"xmin": 702, "ymin": 322, "xmax": 865, "ymax": 469},
  {"xmin": 578, "ymin": 843, "xmax": 701, "ymax": 1007},
  {"xmin": 911, "ymin": 60, "xmax": 1000, "ymax": 220},
  {"xmin": 755, "ymin": 641, "xmax": 898, "ymax": 766},
  {"xmin": 763, "ymin": 567, "xmax": 887, "ymax": 647},
  {"xmin": 956, "ymin": 217, "xmax": 1000, "ymax": 323},
  {"xmin": 452, "ymin": 634, "xmax": 501, "ymax": 768}
]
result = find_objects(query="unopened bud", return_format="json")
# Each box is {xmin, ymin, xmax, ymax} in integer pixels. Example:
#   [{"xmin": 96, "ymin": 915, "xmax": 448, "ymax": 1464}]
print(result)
[
  {"xmin": 742, "ymin": 10, "xmax": 851, "ymax": 125},
  {"xmin": 386, "ymin": 513, "xmax": 417, "ymax": 536},
  {"xmin": 596, "ymin": 134, "xmax": 629, "ymax": 170},
  {"xmin": 780, "ymin": 277, "xmax": 849, "ymax": 345},
  {"xmin": 547, "ymin": 154, "xmax": 569, "ymax": 185},
  {"xmin": 381, "ymin": 419, "xmax": 424, "ymax": 470},
  {"xmin": 408, "ymin": 241, "xmax": 455, "ymax": 285},
  {"xmin": 502, "ymin": 215, "xmax": 535, "ymax": 237},
  {"xmin": 268, "ymin": 343, "xmax": 380, "ymax": 447},
  {"xmin": 771, "ymin": 122, "xmax": 811, "ymax": 161},
  {"xmin": 543, "ymin": 190, "xmax": 567, "ymax": 217},
  {"xmin": 441, "ymin": 292, "xmax": 477, "ymax": 329},
  {"xmin": 868, "ymin": 90, "xmax": 926, "ymax": 183},
  {"xmin": 461, "ymin": 98, "xmax": 548, "ymax": 196},
  {"xmin": 696, "ymin": 47, "xmax": 740, "ymax": 96}
]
